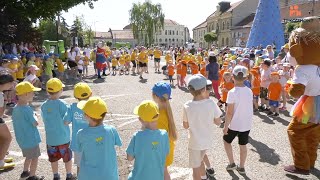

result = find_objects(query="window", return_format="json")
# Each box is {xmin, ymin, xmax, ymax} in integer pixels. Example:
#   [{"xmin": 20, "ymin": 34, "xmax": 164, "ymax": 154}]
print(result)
[
  {"xmin": 169, "ymin": 38, "xmax": 171, "ymax": 42},
  {"xmin": 173, "ymin": 31, "xmax": 175, "ymax": 35},
  {"xmin": 165, "ymin": 38, "xmax": 167, "ymax": 42},
  {"xmin": 227, "ymin": 22, "xmax": 229, "ymax": 29},
  {"xmin": 159, "ymin": 38, "xmax": 162, "ymax": 42},
  {"xmin": 216, "ymin": 23, "xmax": 219, "ymax": 31},
  {"xmin": 222, "ymin": 22, "xmax": 225, "ymax": 30},
  {"xmin": 169, "ymin": 30, "xmax": 171, "ymax": 35},
  {"xmin": 165, "ymin": 30, "xmax": 167, "ymax": 35},
  {"xmin": 172, "ymin": 39, "xmax": 175, "ymax": 42},
  {"xmin": 212, "ymin": 24, "xmax": 215, "ymax": 31},
  {"xmin": 177, "ymin": 31, "xmax": 178, "ymax": 35},
  {"xmin": 155, "ymin": 38, "xmax": 158, "ymax": 42},
  {"xmin": 177, "ymin": 39, "xmax": 179, "ymax": 43},
  {"xmin": 222, "ymin": 38, "xmax": 225, "ymax": 47},
  {"xmin": 226, "ymin": 37, "xmax": 229, "ymax": 46}
]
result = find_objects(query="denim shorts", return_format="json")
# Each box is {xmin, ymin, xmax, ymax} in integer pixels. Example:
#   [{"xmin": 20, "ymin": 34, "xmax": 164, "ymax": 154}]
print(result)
[{"xmin": 269, "ymin": 100, "xmax": 279, "ymax": 107}]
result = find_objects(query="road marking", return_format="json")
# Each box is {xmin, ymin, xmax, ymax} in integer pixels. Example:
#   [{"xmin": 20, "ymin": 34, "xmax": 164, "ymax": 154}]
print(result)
[
  {"xmin": 117, "ymin": 119, "xmax": 138, "ymax": 128},
  {"xmin": 61, "ymin": 93, "xmax": 140, "ymax": 101},
  {"xmin": 104, "ymin": 116, "xmax": 137, "ymax": 123},
  {"xmin": 169, "ymin": 166, "xmax": 192, "ymax": 179}
]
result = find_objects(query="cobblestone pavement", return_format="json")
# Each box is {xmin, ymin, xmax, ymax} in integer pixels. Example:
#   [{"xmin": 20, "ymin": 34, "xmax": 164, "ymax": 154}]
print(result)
[{"xmin": 0, "ymin": 62, "xmax": 319, "ymax": 180}]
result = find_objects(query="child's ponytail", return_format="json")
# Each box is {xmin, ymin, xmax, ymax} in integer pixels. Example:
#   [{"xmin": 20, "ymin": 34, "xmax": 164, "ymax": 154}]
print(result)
[{"xmin": 162, "ymin": 94, "xmax": 177, "ymax": 141}]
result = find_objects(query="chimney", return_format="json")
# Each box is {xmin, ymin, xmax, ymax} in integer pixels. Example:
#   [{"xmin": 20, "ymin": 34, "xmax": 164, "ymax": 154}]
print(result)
[{"xmin": 218, "ymin": 1, "xmax": 231, "ymax": 13}]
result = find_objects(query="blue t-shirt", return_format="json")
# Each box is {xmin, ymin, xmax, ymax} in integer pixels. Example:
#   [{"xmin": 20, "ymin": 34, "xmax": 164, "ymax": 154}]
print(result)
[
  {"xmin": 206, "ymin": 62, "xmax": 219, "ymax": 81},
  {"xmin": 65, "ymin": 102, "xmax": 89, "ymax": 152},
  {"xmin": 77, "ymin": 124, "xmax": 122, "ymax": 180},
  {"xmin": 244, "ymin": 79, "xmax": 252, "ymax": 88},
  {"xmin": 41, "ymin": 99, "xmax": 70, "ymax": 146},
  {"xmin": 12, "ymin": 105, "xmax": 41, "ymax": 149},
  {"xmin": 127, "ymin": 129, "xmax": 169, "ymax": 180}
]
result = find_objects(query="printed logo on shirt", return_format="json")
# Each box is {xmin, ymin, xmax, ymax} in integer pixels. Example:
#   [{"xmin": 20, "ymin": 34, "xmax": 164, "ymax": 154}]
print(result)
[
  {"xmin": 96, "ymin": 136, "xmax": 104, "ymax": 145},
  {"xmin": 73, "ymin": 112, "xmax": 84, "ymax": 120},
  {"xmin": 152, "ymin": 141, "xmax": 159, "ymax": 150},
  {"xmin": 47, "ymin": 108, "xmax": 52, "ymax": 113}
]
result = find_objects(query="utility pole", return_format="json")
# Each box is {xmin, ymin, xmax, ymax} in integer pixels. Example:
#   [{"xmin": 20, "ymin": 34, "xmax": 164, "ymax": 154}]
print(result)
[{"xmin": 312, "ymin": 0, "xmax": 315, "ymax": 16}]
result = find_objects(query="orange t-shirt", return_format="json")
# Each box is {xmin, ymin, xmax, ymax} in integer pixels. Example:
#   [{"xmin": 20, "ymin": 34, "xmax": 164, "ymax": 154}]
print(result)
[
  {"xmin": 251, "ymin": 74, "xmax": 261, "ymax": 96},
  {"xmin": 200, "ymin": 67, "xmax": 206, "ymax": 77},
  {"xmin": 191, "ymin": 64, "xmax": 199, "ymax": 75},
  {"xmin": 167, "ymin": 65, "xmax": 175, "ymax": 76},
  {"xmin": 268, "ymin": 82, "xmax": 282, "ymax": 101},
  {"xmin": 176, "ymin": 63, "xmax": 182, "ymax": 75},
  {"xmin": 221, "ymin": 81, "xmax": 234, "ymax": 102},
  {"xmin": 181, "ymin": 64, "xmax": 187, "ymax": 76},
  {"xmin": 219, "ymin": 69, "xmax": 226, "ymax": 85}
]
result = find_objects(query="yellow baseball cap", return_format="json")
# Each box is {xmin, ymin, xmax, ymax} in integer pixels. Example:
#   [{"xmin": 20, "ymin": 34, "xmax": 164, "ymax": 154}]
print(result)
[
  {"xmin": 133, "ymin": 100, "xmax": 159, "ymax": 122},
  {"xmin": 74, "ymin": 83, "xmax": 92, "ymax": 99},
  {"xmin": 15, "ymin": 82, "xmax": 41, "ymax": 95},
  {"xmin": 46, "ymin": 78, "xmax": 65, "ymax": 93},
  {"xmin": 77, "ymin": 96, "xmax": 108, "ymax": 119}
]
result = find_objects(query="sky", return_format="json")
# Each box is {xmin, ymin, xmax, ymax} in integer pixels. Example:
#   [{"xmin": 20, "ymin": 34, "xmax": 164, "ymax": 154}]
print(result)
[{"xmin": 62, "ymin": 0, "xmax": 239, "ymax": 33}]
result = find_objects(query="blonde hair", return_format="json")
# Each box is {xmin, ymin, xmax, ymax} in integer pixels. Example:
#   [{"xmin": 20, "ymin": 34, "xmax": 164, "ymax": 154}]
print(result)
[{"xmin": 154, "ymin": 93, "xmax": 178, "ymax": 141}]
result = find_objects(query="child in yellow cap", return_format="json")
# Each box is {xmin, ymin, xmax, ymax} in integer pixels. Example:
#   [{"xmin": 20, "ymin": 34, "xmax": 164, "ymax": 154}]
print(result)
[
  {"xmin": 64, "ymin": 82, "xmax": 92, "ymax": 175},
  {"xmin": 12, "ymin": 82, "xmax": 43, "ymax": 180},
  {"xmin": 76, "ymin": 96, "xmax": 122, "ymax": 180},
  {"xmin": 40, "ymin": 78, "xmax": 75, "ymax": 180},
  {"xmin": 126, "ymin": 100, "xmax": 169, "ymax": 180}
]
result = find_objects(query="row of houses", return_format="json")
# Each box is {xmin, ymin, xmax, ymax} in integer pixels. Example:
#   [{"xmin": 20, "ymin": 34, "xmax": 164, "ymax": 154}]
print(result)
[
  {"xmin": 93, "ymin": 19, "xmax": 191, "ymax": 48},
  {"xmin": 193, "ymin": 0, "xmax": 320, "ymax": 48}
]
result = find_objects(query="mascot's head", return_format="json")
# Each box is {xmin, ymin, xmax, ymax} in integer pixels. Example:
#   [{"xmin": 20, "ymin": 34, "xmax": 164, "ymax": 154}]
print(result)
[
  {"xmin": 289, "ymin": 16, "xmax": 320, "ymax": 65},
  {"xmin": 97, "ymin": 42, "xmax": 103, "ymax": 49}
]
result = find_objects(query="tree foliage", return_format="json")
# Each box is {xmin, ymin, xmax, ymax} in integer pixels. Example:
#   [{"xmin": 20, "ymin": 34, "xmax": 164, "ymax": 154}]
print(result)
[
  {"xmin": 285, "ymin": 22, "xmax": 300, "ymax": 34},
  {"xmin": 0, "ymin": 0, "xmax": 97, "ymax": 43},
  {"xmin": 38, "ymin": 19, "xmax": 71, "ymax": 47},
  {"xmin": 129, "ymin": 1, "xmax": 165, "ymax": 45},
  {"xmin": 204, "ymin": 32, "xmax": 218, "ymax": 43}
]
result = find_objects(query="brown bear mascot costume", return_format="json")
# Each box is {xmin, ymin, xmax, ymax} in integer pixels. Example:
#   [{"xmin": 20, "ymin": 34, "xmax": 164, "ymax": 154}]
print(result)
[{"xmin": 284, "ymin": 16, "xmax": 320, "ymax": 175}]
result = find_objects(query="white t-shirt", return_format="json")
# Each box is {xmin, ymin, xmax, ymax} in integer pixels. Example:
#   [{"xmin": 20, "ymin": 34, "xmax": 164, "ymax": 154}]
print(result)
[
  {"xmin": 68, "ymin": 51, "xmax": 77, "ymax": 61},
  {"xmin": 226, "ymin": 87, "xmax": 253, "ymax": 132},
  {"xmin": 24, "ymin": 74, "xmax": 38, "ymax": 83},
  {"xmin": 78, "ymin": 60, "xmax": 84, "ymax": 70},
  {"xmin": 292, "ymin": 65, "xmax": 320, "ymax": 96},
  {"xmin": 278, "ymin": 70, "xmax": 290, "ymax": 86},
  {"xmin": 84, "ymin": 48, "xmax": 91, "ymax": 59},
  {"xmin": 183, "ymin": 99, "xmax": 222, "ymax": 150},
  {"xmin": 260, "ymin": 68, "xmax": 272, "ymax": 88}
]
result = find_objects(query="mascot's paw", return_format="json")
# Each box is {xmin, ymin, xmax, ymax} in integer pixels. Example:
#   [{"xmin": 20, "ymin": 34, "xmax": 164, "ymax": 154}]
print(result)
[{"xmin": 289, "ymin": 84, "xmax": 306, "ymax": 98}]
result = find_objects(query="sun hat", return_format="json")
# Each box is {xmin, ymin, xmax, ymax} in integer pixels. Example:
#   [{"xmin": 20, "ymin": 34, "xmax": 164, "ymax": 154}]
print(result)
[
  {"xmin": 77, "ymin": 96, "xmax": 108, "ymax": 120},
  {"xmin": 15, "ymin": 81, "xmax": 41, "ymax": 95},
  {"xmin": 74, "ymin": 83, "xmax": 92, "ymax": 100},
  {"xmin": 46, "ymin": 78, "xmax": 65, "ymax": 93},
  {"xmin": 29, "ymin": 65, "xmax": 40, "ymax": 71},
  {"xmin": 133, "ymin": 100, "xmax": 159, "ymax": 122},
  {"xmin": 152, "ymin": 82, "xmax": 171, "ymax": 99},
  {"xmin": 233, "ymin": 65, "xmax": 248, "ymax": 77},
  {"xmin": 188, "ymin": 74, "xmax": 207, "ymax": 90}
]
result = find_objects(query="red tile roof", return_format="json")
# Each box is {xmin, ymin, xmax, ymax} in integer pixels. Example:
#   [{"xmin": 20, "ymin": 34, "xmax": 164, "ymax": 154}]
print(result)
[
  {"xmin": 94, "ymin": 31, "xmax": 112, "ymax": 39},
  {"xmin": 112, "ymin": 30, "xmax": 135, "ymax": 40}
]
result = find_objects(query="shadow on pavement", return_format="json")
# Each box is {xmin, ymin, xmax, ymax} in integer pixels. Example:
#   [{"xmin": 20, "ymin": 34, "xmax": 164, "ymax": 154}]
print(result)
[
  {"xmin": 0, "ymin": 167, "xmax": 14, "ymax": 174},
  {"xmin": 227, "ymin": 170, "xmax": 239, "ymax": 179},
  {"xmin": 178, "ymin": 86, "xmax": 189, "ymax": 93},
  {"xmin": 249, "ymin": 137, "xmax": 281, "ymax": 166},
  {"xmin": 285, "ymin": 174, "xmax": 308, "ymax": 180},
  {"xmin": 311, "ymin": 167, "xmax": 320, "ymax": 177},
  {"xmin": 139, "ymin": 79, "xmax": 148, "ymax": 83},
  {"xmin": 256, "ymin": 113, "xmax": 275, "ymax": 124},
  {"xmin": 272, "ymin": 116, "xmax": 290, "ymax": 126},
  {"xmin": 93, "ymin": 78, "xmax": 106, "ymax": 84}
]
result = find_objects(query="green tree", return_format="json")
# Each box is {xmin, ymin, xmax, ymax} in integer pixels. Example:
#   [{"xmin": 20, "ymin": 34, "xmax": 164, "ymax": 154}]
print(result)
[
  {"xmin": 83, "ymin": 27, "xmax": 94, "ymax": 46},
  {"xmin": 38, "ymin": 19, "xmax": 71, "ymax": 47},
  {"xmin": 285, "ymin": 22, "xmax": 300, "ymax": 34},
  {"xmin": 70, "ymin": 16, "xmax": 85, "ymax": 46},
  {"xmin": 129, "ymin": 1, "xmax": 165, "ymax": 45},
  {"xmin": 204, "ymin": 32, "xmax": 218, "ymax": 47},
  {"xmin": 0, "ymin": 0, "xmax": 97, "ymax": 43}
]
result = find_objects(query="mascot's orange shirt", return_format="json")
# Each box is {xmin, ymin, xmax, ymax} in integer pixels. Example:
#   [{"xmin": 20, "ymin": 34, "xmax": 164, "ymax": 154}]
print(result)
[
  {"xmin": 181, "ymin": 64, "xmax": 187, "ymax": 76},
  {"xmin": 268, "ymin": 82, "xmax": 282, "ymax": 101},
  {"xmin": 200, "ymin": 67, "xmax": 206, "ymax": 77},
  {"xmin": 167, "ymin": 64, "xmax": 175, "ymax": 76},
  {"xmin": 221, "ymin": 81, "xmax": 234, "ymax": 102}
]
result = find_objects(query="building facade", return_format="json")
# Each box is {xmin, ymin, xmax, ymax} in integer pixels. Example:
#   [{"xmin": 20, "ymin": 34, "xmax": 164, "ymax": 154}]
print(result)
[
  {"xmin": 93, "ymin": 29, "xmax": 137, "ymax": 47},
  {"xmin": 154, "ymin": 19, "xmax": 188, "ymax": 47},
  {"xmin": 193, "ymin": 21, "xmax": 208, "ymax": 48}
]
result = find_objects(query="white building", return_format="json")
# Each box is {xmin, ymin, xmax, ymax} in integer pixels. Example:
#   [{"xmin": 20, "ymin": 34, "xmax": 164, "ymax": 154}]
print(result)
[
  {"xmin": 154, "ymin": 19, "xmax": 189, "ymax": 47},
  {"xmin": 193, "ymin": 21, "xmax": 208, "ymax": 48}
]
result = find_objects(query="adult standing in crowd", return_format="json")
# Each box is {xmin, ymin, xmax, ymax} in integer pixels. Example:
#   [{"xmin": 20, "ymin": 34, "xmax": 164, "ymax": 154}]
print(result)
[
  {"xmin": 68, "ymin": 47, "xmax": 78, "ymax": 79},
  {"xmin": 206, "ymin": 55, "xmax": 221, "ymax": 100}
]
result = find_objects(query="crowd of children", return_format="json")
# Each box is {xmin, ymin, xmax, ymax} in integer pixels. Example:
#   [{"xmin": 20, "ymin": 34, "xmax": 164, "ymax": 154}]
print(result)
[{"xmin": 0, "ymin": 42, "xmax": 301, "ymax": 180}]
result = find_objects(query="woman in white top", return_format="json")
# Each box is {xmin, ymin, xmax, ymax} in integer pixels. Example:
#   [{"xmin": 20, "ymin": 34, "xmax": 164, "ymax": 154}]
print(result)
[{"xmin": 68, "ymin": 47, "xmax": 78, "ymax": 79}]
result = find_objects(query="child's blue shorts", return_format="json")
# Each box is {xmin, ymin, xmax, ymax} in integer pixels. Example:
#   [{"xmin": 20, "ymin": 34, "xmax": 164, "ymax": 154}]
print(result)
[{"xmin": 269, "ymin": 100, "xmax": 279, "ymax": 107}]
